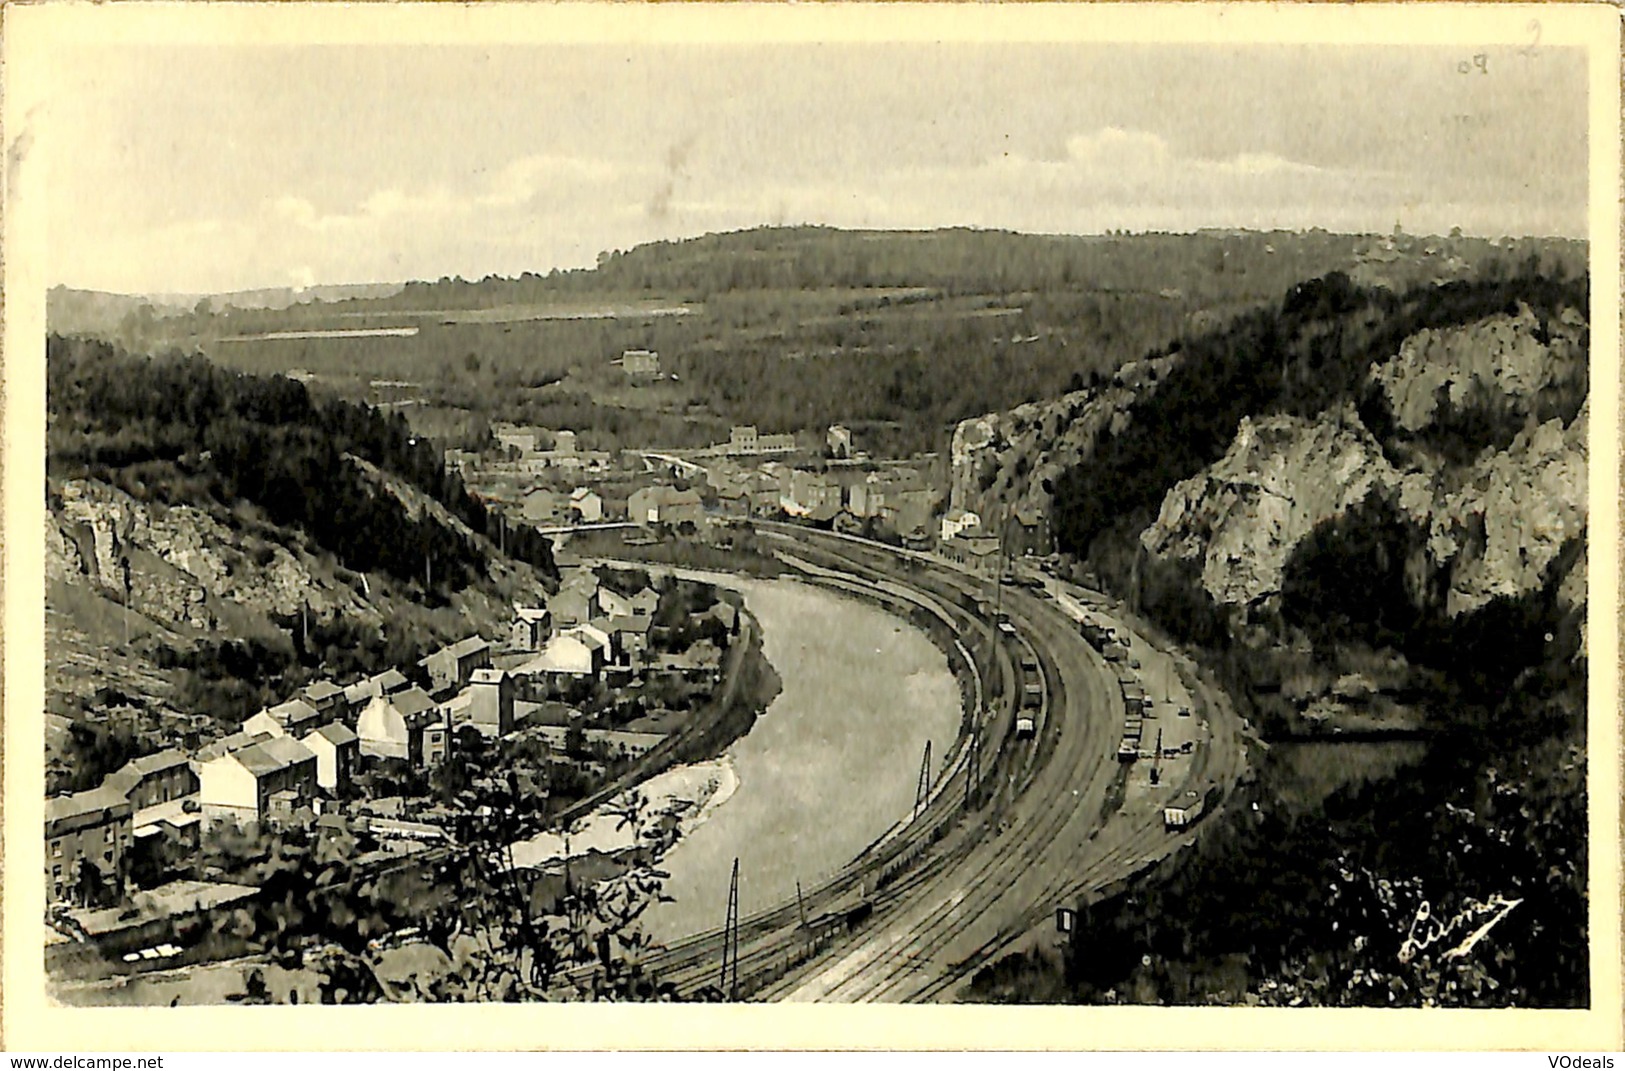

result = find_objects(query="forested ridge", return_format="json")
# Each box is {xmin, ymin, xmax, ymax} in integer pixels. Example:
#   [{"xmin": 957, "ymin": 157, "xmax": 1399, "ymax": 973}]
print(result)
[{"xmin": 47, "ymin": 335, "xmax": 557, "ymax": 592}]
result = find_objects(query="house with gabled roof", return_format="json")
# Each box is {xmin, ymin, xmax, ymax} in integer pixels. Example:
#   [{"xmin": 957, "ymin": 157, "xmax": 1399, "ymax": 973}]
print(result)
[
  {"xmin": 419, "ymin": 636, "xmax": 492, "ymax": 694},
  {"xmin": 301, "ymin": 679, "xmax": 347, "ymax": 718},
  {"xmin": 300, "ymin": 722, "xmax": 360, "ymax": 792},
  {"xmin": 356, "ymin": 687, "xmax": 447, "ymax": 766},
  {"xmin": 46, "ymin": 787, "xmax": 133, "ymax": 904},
  {"xmin": 104, "ymin": 749, "xmax": 197, "ymax": 811},
  {"xmin": 194, "ymin": 730, "xmax": 275, "ymax": 765},
  {"xmin": 511, "ymin": 605, "xmax": 553, "ymax": 652},
  {"xmin": 197, "ymin": 736, "xmax": 318, "ymax": 825},
  {"xmin": 342, "ymin": 668, "xmax": 410, "ymax": 710},
  {"xmin": 243, "ymin": 697, "xmax": 326, "ymax": 739}
]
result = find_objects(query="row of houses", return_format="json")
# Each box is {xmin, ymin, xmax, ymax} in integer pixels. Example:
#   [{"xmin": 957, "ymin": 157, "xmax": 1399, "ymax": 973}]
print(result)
[
  {"xmin": 704, "ymin": 461, "xmax": 939, "ymax": 539},
  {"xmin": 721, "ymin": 425, "xmax": 798, "ymax": 456},
  {"xmin": 46, "ymin": 634, "xmax": 514, "ymax": 906}
]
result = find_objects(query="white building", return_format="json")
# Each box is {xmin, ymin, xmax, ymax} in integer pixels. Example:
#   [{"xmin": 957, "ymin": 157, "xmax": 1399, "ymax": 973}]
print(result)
[
  {"xmin": 197, "ymin": 736, "xmax": 318, "ymax": 825},
  {"xmin": 300, "ymin": 722, "xmax": 360, "ymax": 792},
  {"xmin": 569, "ymin": 487, "xmax": 604, "ymax": 523},
  {"xmin": 356, "ymin": 687, "xmax": 442, "ymax": 765}
]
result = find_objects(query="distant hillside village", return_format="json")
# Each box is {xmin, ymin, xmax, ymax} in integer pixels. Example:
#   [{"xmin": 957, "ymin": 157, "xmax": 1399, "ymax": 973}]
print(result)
[
  {"xmin": 447, "ymin": 383, "xmax": 948, "ymax": 548},
  {"xmin": 45, "ymin": 564, "xmax": 744, "ymax": 966}
]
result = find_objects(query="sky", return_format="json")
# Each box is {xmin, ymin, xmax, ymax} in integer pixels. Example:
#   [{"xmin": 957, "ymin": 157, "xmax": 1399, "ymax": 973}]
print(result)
[{"xmin": 43, "ymin": 41, "xmax": 1588, "ymax": 295}]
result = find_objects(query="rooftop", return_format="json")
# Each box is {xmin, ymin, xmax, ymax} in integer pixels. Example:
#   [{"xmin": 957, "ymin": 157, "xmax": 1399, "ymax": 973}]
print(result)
[
  {"xmin": 306, "ymin": 722, "xmax": 360, "ymax": 747},
  {"xmin": 46, "ymin": 786, "xmax": 132, "ymax": 826},
  {"xmin": 232, "ymin": 736, "xmax": 316, "ymax": 777},
  {"xmin": 66, "ymin": 880, "xmax": 260, "ymax": 938},
  {"xmin": 303, "ymin": 680, "xmax": 344, "ymax": 702},
  {"xmin": 391, "ymin": 687, "xmax": 438, "ymax": 718},
  {"xmin": 265, "ymin": 697, "xmax": 322, "ymax": 726},
  {"xmin": 196, "ymin": 730, "xmax": 275, "ymax": 763}
]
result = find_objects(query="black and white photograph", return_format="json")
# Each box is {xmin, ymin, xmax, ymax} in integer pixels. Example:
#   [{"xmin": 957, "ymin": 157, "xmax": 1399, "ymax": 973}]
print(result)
[{"xmin": 4, "ymin": 1, "xmax": 1619, "ymax": 1047}]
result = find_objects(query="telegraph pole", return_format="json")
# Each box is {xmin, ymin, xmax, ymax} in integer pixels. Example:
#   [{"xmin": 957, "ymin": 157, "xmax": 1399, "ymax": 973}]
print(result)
[
  {"xmin": 914, "ymin": 740, "xmax": 933, "ymax": 819},
  {"xmin": 964, "ymin": 711, "xmax": 982, "ymax": 812},
  {"xmin": 1151, "ymin": 727, "xmax": 1164, "ymax": 787},
  {"xmin": 721, "ymin": 857, "xmax": 741, "ymax": 1000}
]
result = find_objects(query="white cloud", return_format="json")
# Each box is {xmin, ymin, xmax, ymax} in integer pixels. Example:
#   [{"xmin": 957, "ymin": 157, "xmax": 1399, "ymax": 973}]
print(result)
[{"xmin": 1064, "ymin": 127, "xmax": 1172, "ymax": 170}]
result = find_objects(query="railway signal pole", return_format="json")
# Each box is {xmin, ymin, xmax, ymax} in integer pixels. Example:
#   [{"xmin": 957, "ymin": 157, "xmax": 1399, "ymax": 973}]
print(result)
[
  {"xmin": 964, "ymin": 711, "xmax": 982, "ymax": 812},
  {"xmin": 721, "ymin": 857, "xmax": 741, "ymax": 1001},
  {"xmin": 914, "ymin": 740, "xmax": 933, "ymax": 819}
]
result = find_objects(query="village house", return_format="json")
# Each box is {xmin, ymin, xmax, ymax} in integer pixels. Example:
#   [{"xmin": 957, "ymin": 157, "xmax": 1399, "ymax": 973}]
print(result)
[
  {"xmin": 729, "ymin": 425, "xmax": 759, "ymax": 453},
  {"xmin": 301, "ymin": 679, "xmax": 347, "ymax": 721},
  {"xmin": 467, "ymin": 668, "xmax": 517, "ymax": 737},
  {"xmin": 941, "ymin": 508, "xmax": 983, "ymax": 543},
  {"xmin": 621, "ymin": 349, "xmax": 660, "ymax": 377},
  {"xmin": 1008, "ymin": 501, "xmax": 1052, "ymax": 557},
  {"xmin": 46, "ymin": 787, "xmax": 133, "ymax": 904},
  {"xmin": 569, "ymin": 487, "xmax": 604, "ymax": 523},
  {"xmin": 196, "ymin": 736, "xmax": 319, "ymax": 826},
  {"xmin": 104, "ymin": 749, "xmax": 197, "ymax": 811},
  {"xmin": 515, "ymin": 629, "xmax": 606, "ymax": 688},
  {"xmin": 342, "ymin": 668, "xmax": 411, "ymax": 711},
  {"xmin": 421, "ymin": 715, "xmax": 456, "ymax": 767},
  {"xmin": 520, "ymin": 487, "xmax": 568, "ymax": 525},
  {"xmin": 572, "ymin": 621, "xmax": 614, "ymax": 662},
  {"xmin": 194, "ymin": 730, "xmax": 273, "ymax": 765},
  {"xmin": 419, "ymin": 636, "xmax": 493, "ymax": 694},
  {"xmin": 602, "ymin": 615, "xmax": 655, "ymax": 665},
  {"xmin": 511, "ymin": 605, "xmax": 554, "ymax": 652},
  {"xmin": 553, "ymin": 430, "xmax": 578, "ymax": 455},
  {"xmin": 548, "ymin": 587, "xmax": 594, "ymax": 630},
  {"xmin": 940, "ymin": 531, "xmax": 1003, "ymax": 574},
  {"xmin": 300, "ymin": 722, "xmax": 361, "ymax": 792},
  {"xmin": 629, "ymin": 485, "xmax": 705, "ymax": 528},
  {"xmin": 356, "ymin": 687, "xmax": 443, "ymax": 765},
  {"xmin": 827, "ymin": 424, "xmax": 853, "ymax": 459},
  {"xmin": 492, "ymin": 422, "xmax": 540, "ymax": 456},
  {"xmin": 596, "ymin": 583, "xmax": 658, "ymax": 619},
  {"xmin": 784, "ymin": 470, "xmax": 843, "ymax": 520},
  {"xmin": 242, "ymin": 697, "xmax": 327, "ymax": 740},
  {"xmin": 130, "ymin": 799, "xmax": 203, "ymax": 869}
]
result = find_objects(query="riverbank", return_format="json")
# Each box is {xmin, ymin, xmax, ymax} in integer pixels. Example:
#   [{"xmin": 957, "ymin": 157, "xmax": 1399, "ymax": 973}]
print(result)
[{"xmin": 642, "ymin": 577, "xmax": 961, "ymax": 941}]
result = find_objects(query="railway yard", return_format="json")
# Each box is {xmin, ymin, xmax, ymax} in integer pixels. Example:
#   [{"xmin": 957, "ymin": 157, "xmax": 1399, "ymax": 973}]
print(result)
[{"xmin": 598, "ymin": 523, "xmax": 1250, "ymax": 1003}]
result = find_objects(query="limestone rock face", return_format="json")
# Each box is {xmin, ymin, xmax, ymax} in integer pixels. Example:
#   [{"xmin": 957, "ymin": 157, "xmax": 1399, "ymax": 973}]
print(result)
[
  {"xmin": 1140, "ymin": 311, "xmax": 1588, "ymax": 618},
  {"xmin": 1370, "ymin": 302, "xmax": 1587, "ymax": 433},
  {"xmin": 1429, "ymin": 400, "xmax": 1587, "ymax": 616},
  {"xmin": 51, "ymin": 478, "xmax": 372, "ymax": 631},
  {"xmin": 1140, "ymin": 406, "xmax": 1416, "ymax": 607},
  {"xmin": 948, "ymin": 353, "xmax": 1183, "ymax": 528}
]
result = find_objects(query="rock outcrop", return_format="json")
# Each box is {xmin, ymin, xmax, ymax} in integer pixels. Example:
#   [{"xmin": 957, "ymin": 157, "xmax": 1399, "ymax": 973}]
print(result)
[
  {"xmin": 1140, "ymin": 405, "xmax": 1424, "ymax": 608},
  {"xmin": 1370, "ymin": 302, "xmax": 1587, "ymax": 433},
  {"xmin": 948, "ymin": 353, "xmax": 1182, "ymax": 527},
  {"xmin": 51, "ymin": 478, "xmax": 375, "ymax": 632},
  {"xmin": 1140, "ymin": 311, "xmax": 1588, "ymax": 618}
]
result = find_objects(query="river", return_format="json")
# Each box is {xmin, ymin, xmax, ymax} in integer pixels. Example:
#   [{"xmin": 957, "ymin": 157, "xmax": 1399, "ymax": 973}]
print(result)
[{"xmin": 641, "ymin": 577, "xmax": 961, "ymax": 941}]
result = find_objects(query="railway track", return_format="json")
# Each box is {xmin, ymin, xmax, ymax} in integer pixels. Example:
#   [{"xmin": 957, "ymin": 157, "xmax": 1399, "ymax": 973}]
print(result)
[
  {"xmin": 746, "ymin": 527, "xmax": 1245, "ymax": 1003},
  {"xmin": 562, "ymin": 526, "xmax": 1247, "ymax": 1003},
  {"xmin": 571, "ymin": 540, "xmax": 1034, "ymax": 995}
]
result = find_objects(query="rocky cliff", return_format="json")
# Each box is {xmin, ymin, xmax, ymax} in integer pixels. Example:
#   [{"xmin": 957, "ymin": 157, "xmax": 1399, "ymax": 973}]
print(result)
[
  {"xmin": 1139, "ymin": 307, "xmax": 1588, "ymax": 619},
  {"xmin": 948, "ymin": 353, "xmax": 1182, "ymax": 524}
]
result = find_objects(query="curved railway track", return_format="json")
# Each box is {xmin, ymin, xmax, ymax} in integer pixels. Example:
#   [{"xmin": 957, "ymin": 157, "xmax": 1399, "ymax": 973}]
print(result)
[{"xmin": 561, "ymin": 524, "xmax": 1246, "ymax": 1002}]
